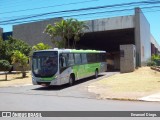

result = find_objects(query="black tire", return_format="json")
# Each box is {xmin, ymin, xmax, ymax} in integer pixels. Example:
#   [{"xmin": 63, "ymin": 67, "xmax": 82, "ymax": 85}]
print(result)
[
  {"xmin": 95, "ymin": 70, "xmax": 98, "ymax": 79},
  {"xmin": 69, "ymin": 75, "xmax": 74, "ymax": 86}
]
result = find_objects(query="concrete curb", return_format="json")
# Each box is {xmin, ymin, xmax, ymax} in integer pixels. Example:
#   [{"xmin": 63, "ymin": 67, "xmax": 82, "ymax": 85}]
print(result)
[
  {"xmin": 104, "ymin": 94, "xmax": 160, "ymax": 102},
  {"xmin": 138, "ymin": 93, "xmax": 160, "ymax": 102},
  {"xmin": 98, "ymin": 97, "xmax": 160, "ymax": 102}
]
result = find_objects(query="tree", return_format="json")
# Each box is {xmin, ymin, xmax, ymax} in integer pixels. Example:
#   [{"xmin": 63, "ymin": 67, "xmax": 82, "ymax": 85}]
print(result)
[
  {"xmin": 0, "ymin": 38, "xmax": 12, "ymax": 63},
  {"xmin": 45, "ymin": 21, "xmax": 67, "ymax": 48},
  {"xmin": 0, "ymin": 36, "xmax": 32, "ymax": 63},
  {"xmin": 65, "ymin": 18, "xmax": 75, "ymax": 48},
  {"xmin": 0, "ymin": 60, "xmax": 12, "ymax": 80},
  {"xmin": 44, "ymin": 18, "xmax": 89, "ymax": 49},
  {"xmin": 32, "ymin": 42, "xmax": 52, "ymax": 51},
  {"xmin": 11, "ymin": 50, "xmax": 29, "ymax": 78},
  {"xmin": 72, "ymin": 20, "xmax": 89, "ymax": 48},
  {"xmin": 7, "ymin": 36, "xmax": 32, "ymax": 56},
  {"xmin": 30, "ymin": 42, "xmax": 52, "ymax": 56}
]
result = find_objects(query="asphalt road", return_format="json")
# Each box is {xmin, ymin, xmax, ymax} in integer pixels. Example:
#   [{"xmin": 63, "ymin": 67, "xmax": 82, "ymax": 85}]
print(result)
[{"xmin": 0, "ymin": 72, "xmax": 160, "ymax": 120}]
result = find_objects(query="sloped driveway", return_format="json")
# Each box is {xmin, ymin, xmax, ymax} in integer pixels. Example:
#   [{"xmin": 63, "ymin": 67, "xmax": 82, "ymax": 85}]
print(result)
[{"xmin": 0, "ymin": 72, "xmax": 118, "ymax": 99}]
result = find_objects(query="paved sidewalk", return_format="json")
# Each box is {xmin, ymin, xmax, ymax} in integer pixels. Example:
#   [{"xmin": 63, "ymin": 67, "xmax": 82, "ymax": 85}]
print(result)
[{"xmin": 138, "ymin": 93, "xmax": 160, "ymax": 102}]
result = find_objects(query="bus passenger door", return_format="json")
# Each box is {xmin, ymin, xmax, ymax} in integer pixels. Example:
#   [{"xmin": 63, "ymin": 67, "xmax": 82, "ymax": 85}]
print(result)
[{"xmin": 59, "ymin": 54, "xmax": 70, "ymax": 84}]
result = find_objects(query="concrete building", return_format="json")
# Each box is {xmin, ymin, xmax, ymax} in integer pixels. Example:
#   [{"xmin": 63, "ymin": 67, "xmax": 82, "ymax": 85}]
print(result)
[
  {"xmin": 13, "ymin": 17, "xmax": 63, "ymax": 46},
  {"xmin": 9, "ymin": 7, "xmax": 160, "ymax": 72},
  {"xmin": 0, "ymin": 27, "xmax": 3, "ymax": 38}
]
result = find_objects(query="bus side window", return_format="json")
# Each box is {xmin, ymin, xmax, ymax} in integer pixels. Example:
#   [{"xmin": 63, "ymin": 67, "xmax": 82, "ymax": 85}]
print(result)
[
  {"xmin": 87, "ymin": 54, "xmax": 92, "ymax": 63},
  {"xmin": 67, "ymin": 54, "xmax": 74, "ymax": 66},
  {"xmin": 74, "ymin": 54, "xmax": 82, "ymax": 65},
  {"xmin": 97, "ymin": 54, "xmax": 100, "ymax": 62},
  {"xmin": 87, "ymin": 54, "xmax": 96, "ymax": 63},
  {"xmin": 81, "ymin": 54, "xmax": 87, "ymax": 64}
]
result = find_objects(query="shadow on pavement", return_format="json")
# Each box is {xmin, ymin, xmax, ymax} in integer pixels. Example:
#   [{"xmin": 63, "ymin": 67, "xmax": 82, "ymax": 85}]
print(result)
[{"xmin": 32, "ymin": 75, "xmax": 104, "ymax": 91}]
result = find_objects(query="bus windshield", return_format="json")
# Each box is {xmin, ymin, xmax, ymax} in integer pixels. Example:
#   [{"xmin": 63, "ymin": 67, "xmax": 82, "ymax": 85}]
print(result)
[{"xmin": 32, "ymin": 51, "xmax": 58, "ymax": 77}]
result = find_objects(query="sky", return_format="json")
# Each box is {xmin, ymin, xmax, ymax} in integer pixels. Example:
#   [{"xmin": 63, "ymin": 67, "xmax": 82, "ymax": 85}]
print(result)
[{"xmin": 0, "ymin": 0, "xmax": 160, "ymax": 45}]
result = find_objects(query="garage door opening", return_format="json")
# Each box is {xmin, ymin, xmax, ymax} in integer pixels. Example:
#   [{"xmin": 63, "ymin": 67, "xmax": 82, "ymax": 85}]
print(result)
[{"xmin": 76, "ymin": 28, "xmax": 135, "ymax": 71}]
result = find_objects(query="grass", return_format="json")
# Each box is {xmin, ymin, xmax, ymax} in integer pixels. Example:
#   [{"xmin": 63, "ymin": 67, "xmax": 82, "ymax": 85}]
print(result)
[{"xmin": 88, "ymin": 67, "xmax": 160, "ymax": 99}]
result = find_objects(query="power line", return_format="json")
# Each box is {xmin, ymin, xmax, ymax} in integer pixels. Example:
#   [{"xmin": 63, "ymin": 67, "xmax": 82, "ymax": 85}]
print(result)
[
  {"xmin": 1, "ymin": 0, "xmax": 160, "ymax": 25},
  {"xmin": 1, "ymin": 0, "xmax": 160, "ymax": 24},
  {"xmin": 0, "ymin": 0, "xmax": 99, "ymax": 15},
  {"xmin": 0, "ymin": 0, "xmax": 158, "ymax": 17},
  {"xmin": 2, "ymin": 5, "xmax": 160, "ymax": 25},
  {"xmin": 0, "ymin": 8, "xmax": 134, "ymax": 25},
  {"xmin": 3, "ymin": 7, "xmax": 160, "ymax": 25}
]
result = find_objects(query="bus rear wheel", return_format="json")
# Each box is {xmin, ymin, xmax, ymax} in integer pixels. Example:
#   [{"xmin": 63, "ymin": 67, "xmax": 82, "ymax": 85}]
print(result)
[{"xmin": 95, "ymin": 70, "xmax": 98, "ymax": 79}]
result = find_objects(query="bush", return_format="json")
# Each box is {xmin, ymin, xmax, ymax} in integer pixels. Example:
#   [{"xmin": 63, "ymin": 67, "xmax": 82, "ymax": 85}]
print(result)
[
  {"xmin": 0, "ymin": 60, "xmax": 12, "ymax": 80},
  {"xmin": 11, "ymin": 50, "xmax": 29, "ymax": 78},
  {"xmin": 147, "ymin": 61, "xmax": 157, "ymax": 66},
  {"xmin": 0, "ymin": 60, "xmax": 12, "ymax": 71},
  {"xmin": 154, "ymin": 60, "xmax": 160, "ymax": 66},
  {"xmin": 151, "ymin": 54, "xmax": 160, "ymax": 61}
]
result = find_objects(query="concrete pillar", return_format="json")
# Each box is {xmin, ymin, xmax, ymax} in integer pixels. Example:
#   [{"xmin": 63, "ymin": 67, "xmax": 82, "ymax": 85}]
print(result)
[
  {"xmin": 120, "ymin": 44, "xmax": 136, "ymax": 73},
  {"xmin": 134, "ymin": 8, "xmax": 141, "ymax": 67},
  {"xmin": 134, "ymin": 7, "xmax": 151, "ymax": 66}
]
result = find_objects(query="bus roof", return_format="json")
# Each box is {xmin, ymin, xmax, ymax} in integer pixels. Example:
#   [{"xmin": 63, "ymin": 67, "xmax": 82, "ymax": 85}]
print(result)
[{"xmin": 34, "ymin": 48, "xmax": 106, "ymax": 54}]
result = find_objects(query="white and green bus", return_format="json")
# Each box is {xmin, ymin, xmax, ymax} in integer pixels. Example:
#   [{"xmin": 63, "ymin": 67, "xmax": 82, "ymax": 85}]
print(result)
[{"xmin": 32, "ymin": 48, "xmax": 107, "ymax": 86}]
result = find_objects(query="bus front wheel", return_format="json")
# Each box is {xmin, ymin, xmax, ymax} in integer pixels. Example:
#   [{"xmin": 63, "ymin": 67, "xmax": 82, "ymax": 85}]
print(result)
[{"xmin": 69, "ymin": 74, "xmax": 74, "ymax": 86}]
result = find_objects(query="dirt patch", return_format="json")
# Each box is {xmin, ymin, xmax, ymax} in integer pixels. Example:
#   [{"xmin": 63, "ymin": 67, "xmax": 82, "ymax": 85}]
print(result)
[
  {"xmin": 88, "ymin": 67, "xmax": 160, "ymax": 100},
  {"xmin": 0, "ymin": 71, "xmax": 32, "ymax": 87}
]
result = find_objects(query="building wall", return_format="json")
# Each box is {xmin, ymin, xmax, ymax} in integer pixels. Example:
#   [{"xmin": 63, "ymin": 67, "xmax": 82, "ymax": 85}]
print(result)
[
  {"xmin": 13, "ymin": 18, "xmax": 63, "ymax": 47},
  {"xmin": 135, "ymin": 8, "xmax": 151, "ymax": 66},
  {"xmin": 0, "ymin": 28, "xmax": 3, "ymax": 38},
  {"xmin": 84, "ymin": 15, "xmax": 134, "ymax": 33},
  {"xmin": 11, "ymin": 8, "xmax": 160, "ymax": 70}
]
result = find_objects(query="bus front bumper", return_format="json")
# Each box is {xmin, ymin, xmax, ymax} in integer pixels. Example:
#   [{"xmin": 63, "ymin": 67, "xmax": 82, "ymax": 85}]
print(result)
[{"xmin": 32, "ymin": 76, "xmax": 60, "ymax": 86}]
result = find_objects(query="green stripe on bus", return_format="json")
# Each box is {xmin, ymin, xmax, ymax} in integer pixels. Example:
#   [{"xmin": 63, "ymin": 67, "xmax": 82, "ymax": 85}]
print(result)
[{"xmin": 40, "ymin": 75, "xmax": 56, "ymax": 81}]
